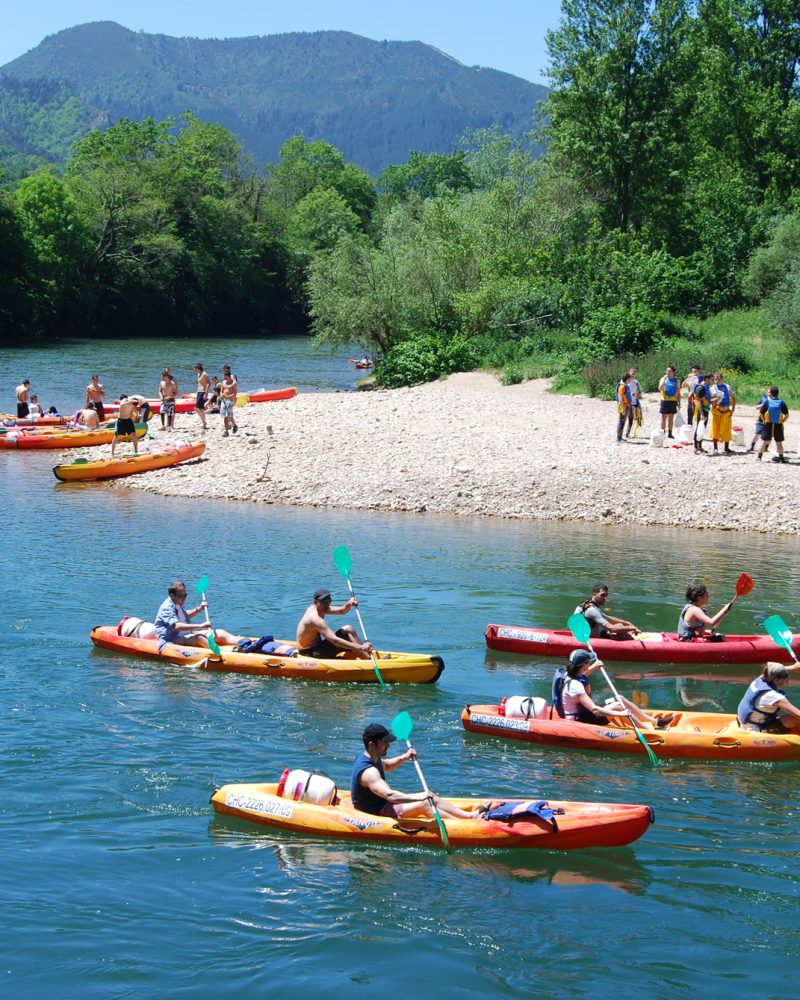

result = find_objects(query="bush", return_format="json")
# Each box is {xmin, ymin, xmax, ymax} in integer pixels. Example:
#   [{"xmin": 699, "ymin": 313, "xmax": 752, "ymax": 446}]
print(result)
[
  {"xmin": 374, "ymin": 331, "xmax": 477, "ymax": 388},
  {"xmin": 577, "ymin": 304, "xmax": 668, "ymax": 362}
]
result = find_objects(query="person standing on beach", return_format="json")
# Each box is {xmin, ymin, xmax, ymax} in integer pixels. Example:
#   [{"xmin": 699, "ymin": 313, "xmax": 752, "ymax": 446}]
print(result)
[
  {"xmin": 756, "ymin": 386, "xmax": 789, "ymax": 464},
  {"xmin": 625, "ymin": 367, "xmax": 642, "ymax": 437},
  {"xmin": 159, "ymin": 370, "xmax": 178, "ymax": 430},
  {"xmin": 747, "ymin": 391, "xmax": 769, "ymax": 453},
  {"xmin": 194, "ymin": 364, "xmax": 211, "ymax": 432},
  {"xmin": 111, "ymin": 396, "xmax": 140, "ymax": 456},
  {"xmin": 222, "ymin": 365, "xmax": 238, "ymax": 398},
  {"xmin": 692, "ymin": 373, "xmax": 713, "ymax": 454},
  {"xmin": 709, "ymin": 373, "xmax": 735, "ymax": 454},
  {"xmin": 16, "ymin": 379, "xmax": 30, "ymax": 418},
  {"xmin": 615, "ymin": 372, "xmax": 633, "ymax": 443},
  {"xmin": 658, "ymin": 365, "xmax": 681, "ymax": 438},
  {"xmin": 682, "ymin": 365, "xmax": 701, "ymax": 427},
  {"xmin": 85, "ymin": 374, "xmax": 106, "ymax": 421},
  {"xmin": 219, "ymin": 372, "xmax": 238, "ymax": 437}
]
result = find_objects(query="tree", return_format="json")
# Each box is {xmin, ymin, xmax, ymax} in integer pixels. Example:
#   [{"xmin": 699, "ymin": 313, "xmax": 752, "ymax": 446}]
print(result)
[{"xmin": 378, "ymin": 150, "xmax": 475, "ymax": 202}]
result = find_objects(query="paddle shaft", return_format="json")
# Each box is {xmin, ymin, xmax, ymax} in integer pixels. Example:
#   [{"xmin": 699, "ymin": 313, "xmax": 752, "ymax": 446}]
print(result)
[
  {"xmin": 199, "ymin": 590, "xmax": 219, "ymax": 645},
  {"xmin": 341, "ymin": 576, "xmax": 387, "ymax": 689},
  {"xmin": 404, "ymin": 740, "xmax": 449, "ymax": 846}
]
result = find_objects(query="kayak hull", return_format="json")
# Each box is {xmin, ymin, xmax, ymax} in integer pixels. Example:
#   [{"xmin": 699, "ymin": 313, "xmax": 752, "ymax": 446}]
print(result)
[
  {"xmin": 53, "ymin": 442, "xmax": 205, "ymax": 481},
  {"xmin": 461, "ymin": 704, "xmax": 800, "ymax": 761},
  {"xmin": 210, "ymin": 783, "xmax": 653, "ymax": 849},
  {"xmin": 484, "ymin": 623, "xmax": 800, "ymax": 666},
  {"xmin": 89, "ymin": 625, "xmax": 444, "ymax": 684},
  {"xmin": 0, "ymin": 425, "xmax": 147, "ymax": 450}
]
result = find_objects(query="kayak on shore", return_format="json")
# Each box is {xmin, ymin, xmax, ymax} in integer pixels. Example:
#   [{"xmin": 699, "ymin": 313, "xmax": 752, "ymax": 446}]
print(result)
[
  {"xmin": 53, "ymin": 442, "xmax": 205, "ymax": 481},
  {"xmin": 210, "ymin": 782, "xmax": 653, "ymax": 849},
  {"xmin": 0, "ymin": 424, "xmax": 147, "ymax": 451},
  {"xmin": 89, "ymin": 625, "xmax": 445, "ymax": 684},
  {"xmin": 484, "ymin": 623, "xmax": 799, "ymax": 665},
  {"xmin": 461, "ymin": 703, "xmax": 800, "ymax": 761}
]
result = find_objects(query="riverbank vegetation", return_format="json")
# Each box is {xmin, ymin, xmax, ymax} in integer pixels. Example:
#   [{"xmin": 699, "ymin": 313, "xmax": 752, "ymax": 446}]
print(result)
[{"xmin": 2, "ymin": 1, "xmax": 799, "ymax": 403}]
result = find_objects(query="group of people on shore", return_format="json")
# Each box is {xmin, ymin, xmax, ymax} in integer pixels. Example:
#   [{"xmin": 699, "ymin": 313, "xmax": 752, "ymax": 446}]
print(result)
[
  {"xmin": 615, "ymin": 365, "xmax": 791, "ymax": 463},
  {"xmin": 158, "ymin": 363, "xmax": 240, "ymax": 436}
]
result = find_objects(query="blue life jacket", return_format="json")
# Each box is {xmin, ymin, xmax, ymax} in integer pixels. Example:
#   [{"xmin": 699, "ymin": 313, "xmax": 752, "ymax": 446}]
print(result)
[
  {"xmin": 616, "ymin": 380, "xmax": 632, "ymax": 405},
  {"xmin": 485, "ymin": 800, "xmax": 565, "ymax": 830},
  {"xmin": 552, "ymin": 669, "xmax": 589, "ymax": 718},
  {"xmin": 737, "ymin": 677, "xmax": 784, "ymax": 729},
  {"xmin": 350, "ymin": 751, "xmax": 388, "ymax": 815},
  {"xmin": 662, "ymin": 375, "xmax": 679, "ymax": 400},
  {"xmin": 677, "ymin": 604, "xmax": 705, "ymax": 640},
  {"xmin": 766, "ymin": 397, "xmax": 784, "ymax": 424},
  {"xmin": 716, "ymin": 383, "xmax": 731, "ymax": 408}
]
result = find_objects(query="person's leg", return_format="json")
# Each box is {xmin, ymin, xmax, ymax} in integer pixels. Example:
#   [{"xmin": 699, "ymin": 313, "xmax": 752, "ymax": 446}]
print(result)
[
  {"xmin": 132, "ymin": 432, "xmax": 138, "ymax": 454},
  {"xmin": 213, "ymin": 628, "xmax": 241, "ymax": 646},
  {"xmin": 111, "ymin": 434, "xmax": 117, "ymax": 457},
  {"xmin": 616, "ymin": 413, "xmax": 626, "ymax": 442}
]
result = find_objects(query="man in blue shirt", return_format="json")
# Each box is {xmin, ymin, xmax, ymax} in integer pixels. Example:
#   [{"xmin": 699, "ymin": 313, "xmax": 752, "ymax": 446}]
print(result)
[{"xmin": 154, "ymin": 581, "xmax": 240, "ymax": 650}]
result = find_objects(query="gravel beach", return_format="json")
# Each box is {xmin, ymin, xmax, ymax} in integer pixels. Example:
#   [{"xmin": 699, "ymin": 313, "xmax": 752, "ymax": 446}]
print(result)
[{"xmin": 114, "ymin": 373, "xmax": 800, "ymax": 535}]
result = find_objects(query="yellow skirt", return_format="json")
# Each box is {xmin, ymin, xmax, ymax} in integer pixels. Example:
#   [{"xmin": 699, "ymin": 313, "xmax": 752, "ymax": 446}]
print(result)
[{"xmin": 710, "ymin": 407, "xmax": 732, "ymax": 442}]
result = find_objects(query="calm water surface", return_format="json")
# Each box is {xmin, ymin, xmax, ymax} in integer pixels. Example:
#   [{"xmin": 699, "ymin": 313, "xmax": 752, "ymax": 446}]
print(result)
[{"xmin": 2, "ymin": 339, "xmax": 799, "ymax": 998}]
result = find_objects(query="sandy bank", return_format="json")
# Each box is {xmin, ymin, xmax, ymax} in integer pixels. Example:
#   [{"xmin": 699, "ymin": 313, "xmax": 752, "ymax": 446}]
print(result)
[{"xmin": 113, "ymin": 373, "xmax": 800, "ymax": 534}]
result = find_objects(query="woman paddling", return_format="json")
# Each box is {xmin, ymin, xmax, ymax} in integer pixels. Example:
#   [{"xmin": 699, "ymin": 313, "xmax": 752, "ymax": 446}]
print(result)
[
  {"xmin": 737, "ymin": 663, "xmax": 800, "ymax": 732},
  {"xmin": 555, "ymin": 650, "xmax": 670, "ymax": 729},
  {"xmin": 677, "ymin": 585, "xmax": 732, "ymax": 641}
]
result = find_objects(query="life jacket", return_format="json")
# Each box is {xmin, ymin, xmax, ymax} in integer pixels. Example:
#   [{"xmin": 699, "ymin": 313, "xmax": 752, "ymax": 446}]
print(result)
[
  {"xmin": 715, "ymin": 383, "xmax": 731, "ymax": 410},
  {"xmin": 677, "ymin": 604, "xmax": 706, "ymax": 640},
  {"xmin": 616, "ymin": 381, "xmax": 632, "ymax": 412},
  {"xmin": 737, "ymin": 677, "xmax": 784, "ymax": 730},
  {"xmin": 765, "ymin": 397, "xmax": 785, "ymax": 424},
  {"xmin": 552, "ymin": 669, "xmax": 589, "ymax": 718},
  {"xmin": 661, "ymin": 375, "xmax": 679, "ymax": 401},
  {"xmin": 694, "ymin": 383, "xmax": 711, "ymax": 417},
  {"xmin": 484, "ymin": 800, "xmax": 565, "ymax": 830}
]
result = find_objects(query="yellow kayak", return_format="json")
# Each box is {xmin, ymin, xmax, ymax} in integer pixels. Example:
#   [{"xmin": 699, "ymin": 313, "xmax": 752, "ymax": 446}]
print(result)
[{"xmin": 54, "ymin": 442, "xmax": 204, "ymax": 481}]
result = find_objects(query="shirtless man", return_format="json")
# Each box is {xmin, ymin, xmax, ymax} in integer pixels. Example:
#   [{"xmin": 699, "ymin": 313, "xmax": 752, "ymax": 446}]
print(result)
[
  {"xmin": 296, "ymin": 588, "xmax": 373, "ymax": 659},
  {"xmin": 16, "ymin": 379, "xmax": 30, "ymax": 418},
  {"xmin": 194, "ymin": 364, "xmax": 211, "ymax": 431},
  {"xmin": 219, "ymin": 372, "xmax": 238, "ymax": 437},
  {"xmin": 159, "ymin": 369, "xmax": 178, "ymax": 430},
  {"xmin": 75, "ymin": 401, "xmax": 100, "ymax": 430},
  {"xmin": 86, "ymin": 374, "xmax": 106, "ymax": 421},
  {"xmin": 111, "ymin": 395, "xmax": 141, "ymax": 456}
]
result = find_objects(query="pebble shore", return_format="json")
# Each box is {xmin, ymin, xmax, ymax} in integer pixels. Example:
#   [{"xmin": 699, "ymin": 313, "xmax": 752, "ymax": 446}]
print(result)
[{"xmin": 109, "ymin": 373, "xmax": 800, "ymax": 535}]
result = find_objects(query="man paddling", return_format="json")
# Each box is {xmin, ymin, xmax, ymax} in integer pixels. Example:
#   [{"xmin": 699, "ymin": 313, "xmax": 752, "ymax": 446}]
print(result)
[
  {"xmin": 575, "ymin": 583, "xmax": 639, "ymax": 641},
  {"xmin": 296, "ymin": 588, "xmax": 373, "ymax": 659},
  {"xmin": 351, "ymin": 723, "xmax": 485, "ymax": 820},
  {"xmin": 154, "ymin": 581, "xmax": 241, "ymax": 650}
]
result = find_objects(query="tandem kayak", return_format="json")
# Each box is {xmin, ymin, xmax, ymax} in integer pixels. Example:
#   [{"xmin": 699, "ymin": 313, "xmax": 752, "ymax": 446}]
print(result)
[
  {"xmin": 210, "ymin": 782, "xmax": 653, "ymax": 850},
  {"xmin": 462, "ymin": 703, "xmax": 800, "ymax": 761},
  {"xmin": 484, "ymin": 623, "xmax": 800, "ymax": 666},
  {"xmin": 89, "ymin": 625, "xmax": 445, "ymax": 684},
  {"xmin": 0, "ymin": 424, "xmax": 147, "ymax": 451},
  {"xmin": 53, "ymin": 442, "xmax": 205, "ymax": 481}
]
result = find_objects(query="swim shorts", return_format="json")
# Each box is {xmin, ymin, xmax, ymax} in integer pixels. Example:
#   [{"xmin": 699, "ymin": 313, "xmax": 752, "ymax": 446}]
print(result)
[
  {"xmin": 761, "ymin": 424, "xmax": 784, "ymax": 442},
  {"xmin": 115, "ymin": 417, "xmax": 136, "ymax": 435},
  {"xmin": 220, "ymin": 399, "xmax": 234, "ymax": 418},
  {"xmin": 196, "ymin": 392, "xmax": 206, "ymax": 411},
  {"xmin": 659, "ymin": 401, "xmax": 678, "ymax": 415}
]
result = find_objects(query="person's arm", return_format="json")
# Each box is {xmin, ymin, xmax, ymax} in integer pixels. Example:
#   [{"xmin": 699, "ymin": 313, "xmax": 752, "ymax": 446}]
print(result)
[
  {"xmin": 730, "ymin": 388, "xmax": 736, "ymax": 413},
  {"xmin": 361, "ymin": 764, "xmax": 432, "ymax": 804},
  {"xmin": 328, "ymin": 599, "xmax": 357, "ymax": 616},
  {"xmin": 577, "ymin": 687, "xmax": 628, "ymax": 719},
  {"xmin": 172, "ymin": 601, "xmax": 209, "ymax": 631},
  {"xmin": 685, "ymin": 603, "xmax": 731, "ymax": 629},
  {"xmin": 383, "ymin": 747, "xmax": 416, "ymax": 772},
  {"xmin": 775, "ymin": 696, "xmax": 800, "ymax": 721},
  {"xmin": 318, "ymin": 620, "xmax": 371, "ymax": 654}
]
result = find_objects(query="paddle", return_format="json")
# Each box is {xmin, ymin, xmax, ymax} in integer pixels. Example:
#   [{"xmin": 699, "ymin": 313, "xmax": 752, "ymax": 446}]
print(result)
[
  {"xmin": 764, "ymin": 614, "xmax": 799, "ymax": 667},
  {"xmin": 711, "ymin": 572, "xmax": 755, "ymax": 636},
  {"xmin": 332, "ymin": 545, "xmax": 387, "ymax": 689},
  {"xmin": 194, "ymin": 575, "xmax": 221, "ymax": 647},
  {"xmin": 567, "ymin": 613, "xmax": 660, "ymax": 767},
  {"xmin": 390, "ymin": 711, "xmax": 449, "ymax": 847}
]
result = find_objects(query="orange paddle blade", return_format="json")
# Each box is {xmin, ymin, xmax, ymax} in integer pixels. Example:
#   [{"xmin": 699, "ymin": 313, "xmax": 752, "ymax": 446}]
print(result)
[{"xmin": 735, "ymin": 572, "xmax": 755, "ymax": 597}]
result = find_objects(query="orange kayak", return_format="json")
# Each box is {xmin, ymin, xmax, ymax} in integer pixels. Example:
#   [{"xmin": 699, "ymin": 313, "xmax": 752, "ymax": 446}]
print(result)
[
  {"xmin": 53, "ymin": 441, "xmax": 205, "ymax": 481},
  {"xmin": 461, "ymin": 703, "xmax": 800, "ymax": 761},
  {"xmin": 179, "ymin": 388, "xmax": 298, "ymax": 404},
  {"xmin": 0, "ymin": 424, "xmax": 147, "ymax": 450},
  {"xmin": 90, "ymin": 625, "xmax": 445, "ymax": 684},
  {"xmin": 210, "ymin": 782, "xmax": 653, "ymax": 849}
]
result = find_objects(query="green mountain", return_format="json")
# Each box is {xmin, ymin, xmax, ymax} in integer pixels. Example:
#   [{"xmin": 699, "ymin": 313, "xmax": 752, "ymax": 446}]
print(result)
[{"xmin": 0, "ymin": 21, "xmax": 547, "ymax": 175}]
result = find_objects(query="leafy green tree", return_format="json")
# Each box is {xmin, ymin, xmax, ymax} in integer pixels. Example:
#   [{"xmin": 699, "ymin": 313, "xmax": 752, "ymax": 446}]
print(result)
[
  {"xmin": 378, "ymin": 150, "xmax": 475, "ymax": 202},
  {"xmin": 285, "ymin": 187, "xmax": 362, "ymax": 261},
  {"xmin": 0, "ymin": 193, "xmax": 37, "ymax": 338}
]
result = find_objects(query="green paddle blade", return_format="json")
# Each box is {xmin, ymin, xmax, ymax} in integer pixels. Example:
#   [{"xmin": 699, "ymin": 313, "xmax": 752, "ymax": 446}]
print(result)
[
  {"xmin": 391, "ymin": 710, "xmax": 414, "ymax": 742},
  {"xmin": 333, "ymin": 546, "xmax": 352, "ymax": 578},
  {"xmin": 195, "ymin": 575, "xmax": 209, "ymax": 595},
  {"xmin": 764, "ymin": 614, "xmax": 793, "ymax": 650},
  {"xmin": 208, "ymin": 635, "xmax": 221, "ymax": 657},
  {"xmin": 567, "ymin": 612, "xmax": 591, "ymax": 644}
]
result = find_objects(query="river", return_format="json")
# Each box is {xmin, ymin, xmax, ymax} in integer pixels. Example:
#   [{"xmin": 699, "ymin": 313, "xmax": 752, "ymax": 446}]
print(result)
[{"xmin": 1, "ymin": 338, "xmax": 799, "ymax": 997}]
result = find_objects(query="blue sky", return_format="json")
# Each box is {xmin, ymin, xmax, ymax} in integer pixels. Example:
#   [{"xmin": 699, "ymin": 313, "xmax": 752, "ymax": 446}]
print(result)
[{"xmin": 0, "ymin": 0, "xmax": 562, "ymax": 84}]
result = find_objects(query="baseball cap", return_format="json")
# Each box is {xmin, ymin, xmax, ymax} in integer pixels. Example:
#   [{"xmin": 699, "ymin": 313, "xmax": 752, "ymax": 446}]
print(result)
[
  {"xmin": 362, "ymin": 723, "xmax": 396, "ymax": 745},
  {"xmin": 313, "ymin": 588, "xmax": 332, "ymax": 602},
  {"xmin": 569, "ymin": 649, "xmax": 597, "ymax": 668}
]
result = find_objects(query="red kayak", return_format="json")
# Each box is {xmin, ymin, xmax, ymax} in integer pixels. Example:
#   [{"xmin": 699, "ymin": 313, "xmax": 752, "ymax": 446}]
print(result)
[{"xmin": 484, "ymin": 623, "xmax": 800, "ymax": 665}]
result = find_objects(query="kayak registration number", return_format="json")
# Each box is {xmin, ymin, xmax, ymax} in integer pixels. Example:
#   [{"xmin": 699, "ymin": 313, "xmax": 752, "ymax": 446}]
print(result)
[
  {"xmin": 225, "ymin": 793, "xmax": 293, "ymax": 819},
  {"xmin": 497, "ymin": 627, "xmax": 548, "ymax": 643},
  {"xmin": 470, "ymin": 713, "xmax": 529, "ymax": 732}
]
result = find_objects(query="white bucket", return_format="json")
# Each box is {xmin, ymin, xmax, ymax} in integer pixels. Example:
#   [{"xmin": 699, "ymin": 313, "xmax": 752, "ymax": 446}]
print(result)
[
  {"xmin": 283, "ymin": 769, "xmax": 337, "ymax": 805},
  {"xmin": 678, "ymin": 424, "xmax": 695, "ymax": 444},
  {"xmin": 501, "ymin": 695, "xmax": 548, "ymax": 720},
  {"xmin": 649, "ymin": 429, "xmax": 665, "ymax": 448},
  {"xmin": 732, "ymin": 426, "xmax": 744, "ymax": 447}
]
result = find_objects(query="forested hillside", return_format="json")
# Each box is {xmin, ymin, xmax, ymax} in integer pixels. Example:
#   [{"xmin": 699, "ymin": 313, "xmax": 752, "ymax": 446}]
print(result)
[{"xmin": 0, "ymin": 22, "xmax": 546, "ymax": 175}]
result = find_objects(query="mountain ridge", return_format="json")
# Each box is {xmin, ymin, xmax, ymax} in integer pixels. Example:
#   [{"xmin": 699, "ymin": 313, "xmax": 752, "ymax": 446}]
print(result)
[{"xmin": 0, "ymin": 21, "xmax": 547, "ymax": 174}]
